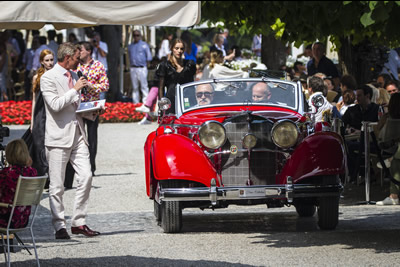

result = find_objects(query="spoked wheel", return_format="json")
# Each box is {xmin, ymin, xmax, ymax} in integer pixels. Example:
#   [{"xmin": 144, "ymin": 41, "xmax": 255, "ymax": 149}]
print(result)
[
  {"xmin": 160, "ymin": 180, "xmax": 182, "ymax": 233},
  {"xmin": 318, "ymin": 175, "xmax": 340, "ymax": 230}
]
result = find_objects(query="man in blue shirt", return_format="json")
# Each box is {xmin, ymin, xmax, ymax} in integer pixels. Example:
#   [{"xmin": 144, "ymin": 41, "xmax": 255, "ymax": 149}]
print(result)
[
  {"xmin": 127, "ymin": 30, "xmax": 153, "ymax": 103},
  {"xmin": 307, "ymin": 42, "xmax": 340, "ymax": 90},
  {"xmin": 380, "ymin": 49, "xmax": 400, "ymax": 81}
]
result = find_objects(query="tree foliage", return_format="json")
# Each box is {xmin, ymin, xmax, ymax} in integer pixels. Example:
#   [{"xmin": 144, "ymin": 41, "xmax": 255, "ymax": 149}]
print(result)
[{"xmin": 201, "ymin": 1, "xmax": 400, "ymax": 49}]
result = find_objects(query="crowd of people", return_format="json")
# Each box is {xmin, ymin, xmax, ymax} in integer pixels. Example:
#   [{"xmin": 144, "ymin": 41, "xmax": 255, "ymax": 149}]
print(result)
[
  {"xmin": 0, "ymin": 29, "xmax": 109, "ymax": 239},
  {"xmin": 286, "ymin": 42, "xmax": 400, "ymax": 207}
]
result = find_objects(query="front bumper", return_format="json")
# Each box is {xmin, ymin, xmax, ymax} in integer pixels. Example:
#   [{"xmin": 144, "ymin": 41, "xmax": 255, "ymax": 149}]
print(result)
[{"xmin": 159, "ymin": 178, "xmax": 343, "ymax": 205}]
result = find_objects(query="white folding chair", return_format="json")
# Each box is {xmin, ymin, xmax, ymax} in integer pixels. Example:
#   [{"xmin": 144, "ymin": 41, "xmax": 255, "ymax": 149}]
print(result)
[{"xmin": 0, "ymin": 174, "xmax": 48, "ymax": 267}]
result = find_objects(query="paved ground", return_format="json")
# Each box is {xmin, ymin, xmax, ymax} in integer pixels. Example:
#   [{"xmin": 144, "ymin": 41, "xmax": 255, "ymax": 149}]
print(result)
[{"xmin": 2, "ymin": 123, "xmax": 400, "ymax": 266}]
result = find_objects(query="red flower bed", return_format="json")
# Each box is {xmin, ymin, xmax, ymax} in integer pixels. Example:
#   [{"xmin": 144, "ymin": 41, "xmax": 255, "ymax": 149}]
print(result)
[
  {"xmin": 0, "ymin": 101, "xmax": 146, "ymax": 125},
  {"xmin": 0, "ymin": 101, "xmax": 32, "ymax": 125},
  {"xmin": 100, "ymin": 102, "xmax": 145, "ymax": 123}
]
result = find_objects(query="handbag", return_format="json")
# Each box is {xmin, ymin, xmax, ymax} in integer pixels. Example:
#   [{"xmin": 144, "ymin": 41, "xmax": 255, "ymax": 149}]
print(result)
[{"xmin": 21, "ymin": 127, "xmax": 33, "ymax": 155}]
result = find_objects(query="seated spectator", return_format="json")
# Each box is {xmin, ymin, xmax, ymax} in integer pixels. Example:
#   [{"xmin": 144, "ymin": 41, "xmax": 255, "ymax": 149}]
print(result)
[
  {"xmin": 293, "ymin": 61, "xmax": 306, "ymax": 80},
  {"xmin": 376, "ymin": 92, "xmax": 400, "ymax": 205},
  {"xmin": 368, "ymin": 82, "xmax": 390, "ymax": 109},
  {"xmin": 376, "ymin": 73, "xmax": 392, "ymax": 89},
  {"xmin": 336, "ymin": 74, "xmax": 357, "ymax": 104},
  {"xmin": 195, "ymin": 83, "xmax": 214, "ymax": 106},
  {"xmin": 307, "ymin": 76, "xmax": 332, "ymax": 122},
  {"xmin": 342, "ymin": 84, "xmax": 380, "ymax": 130},
  {"xmin": 210, "ymin": 33, "xmax": 235, "ymax": 62},
  {"xmin": 324, "ymin": 76, "xmax": 338, "ymax": 103},
  {"xmin": 231, "ymin": 45, "xmax": 243, "ymax": 61},
  {"xmin": 342, "ymin": 84, "xmax": 380, "ymax": 182},
  {"xmin": 252, "ymin": 82, "xmax": 271, "ymax": 103},
  {"xmin": 297, "ymin": 44, "xmax": 312, "ymax": 59},
  {"xmin": 201, "ymin": 50, "xmax": 249, "ymax": 81},
  {"xmin": 332, "ymin": 89, "xmax": 356, "ymax": 118},
  {"xmin": 313, "ymin": 72, "xmax": 328, "ymax": 96},
  {"xmin": 384, "ymin": 79, "xmax": 400, "ymax": 96},
  {"xmin": 0, "ymin": 139, "xmax": 37, "ymax": 228},
  {"xmin": 367, "ymin": 83, "xmax": 381, "ymax": 104},
  {"xmin": 376, "ymin": 86, "xmax": 391, "ymax": 108}
]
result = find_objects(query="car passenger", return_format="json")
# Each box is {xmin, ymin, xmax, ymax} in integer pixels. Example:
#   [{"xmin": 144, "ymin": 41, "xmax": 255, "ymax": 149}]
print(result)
[
  {"xmin": 195, "ymin": 84, "xmax": 215, "ymax": 106},
  {"xmin": 252, "ymin": 82, "xmax": 271, "ymax": 103}
]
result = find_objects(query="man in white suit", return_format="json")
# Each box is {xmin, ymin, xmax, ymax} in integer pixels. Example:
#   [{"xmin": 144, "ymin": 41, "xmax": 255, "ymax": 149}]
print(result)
[{"xmin": 41, "ymin": 42, "xmax": 100, "ymax": 239}]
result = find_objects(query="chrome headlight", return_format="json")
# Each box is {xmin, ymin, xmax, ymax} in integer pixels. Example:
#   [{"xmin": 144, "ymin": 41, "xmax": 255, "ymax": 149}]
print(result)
[
  {"xmin": 242, "ymin": 134, "xmax": 257, "ymax": 149},
  {"xmin": 158, "ymin": 97, "xmax": 171, "ymax": 111},
  {"xmin": 271, "ymin": 120, "xmax": 299, "ymax": 149},
  {"xmin": 198, "ymin": 121, "xmax": 226, "ymax": 149}
]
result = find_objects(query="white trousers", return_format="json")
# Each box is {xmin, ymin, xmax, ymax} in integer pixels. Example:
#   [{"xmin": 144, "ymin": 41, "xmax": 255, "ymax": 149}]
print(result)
[
  {"xmin": 46, "ymin": 126, "xmax": 93, "ymax": 231},
  {"xmin": 130, "ymin": 66, "xmax": 149, "ymax": 103}
]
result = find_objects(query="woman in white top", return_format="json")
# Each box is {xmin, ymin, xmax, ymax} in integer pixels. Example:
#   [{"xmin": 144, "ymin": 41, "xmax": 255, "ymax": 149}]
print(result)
[
  {"xmin": 158, "ymin": 33, "xmax": 173, "ymax": 60},
  {"xmin": 202, "ymin": 49, "xmax": 249, "ymax": 80},
  {"xmin": 338, "ymin": 89, "xmax": 356, "ymax": 116}
]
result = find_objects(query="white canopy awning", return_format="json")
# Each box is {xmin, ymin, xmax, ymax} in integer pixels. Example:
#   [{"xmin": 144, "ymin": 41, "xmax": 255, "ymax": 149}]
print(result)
[{"xmin": 0, "ymin": 1, "xmax": 201, "ymax": 29}]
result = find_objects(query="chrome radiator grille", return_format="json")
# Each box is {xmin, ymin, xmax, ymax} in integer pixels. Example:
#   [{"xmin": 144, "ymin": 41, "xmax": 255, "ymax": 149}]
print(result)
[{"xmin": 218, "ymin": 117, "xmax": 276, "ymax": 186}]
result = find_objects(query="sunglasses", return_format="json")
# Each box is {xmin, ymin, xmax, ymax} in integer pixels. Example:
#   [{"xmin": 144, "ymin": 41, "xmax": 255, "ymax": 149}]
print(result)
[
  {"xmin": 196, "ymin": 92, "xmax": 213, "ymax": 98},
  {"xmin": 133, "ymin": 34, "xmax": 141, "ymax": 37}
]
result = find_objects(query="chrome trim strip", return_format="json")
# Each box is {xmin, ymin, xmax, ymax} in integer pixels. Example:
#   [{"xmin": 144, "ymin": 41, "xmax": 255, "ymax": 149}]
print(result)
[
  {"xmin": 206, "ymin": 148, "xmax": 290, "ymax": 158},
  {"xmin": 286, "ymin": 176, "xmax": 293, "ymax": 203},
  {"xmin": 159, "ymin": 123, "xmax": 201, "ymax": 128},
  {"xmin": 159, "ymin": 184, "xmax": 343, "ymax": 203}
]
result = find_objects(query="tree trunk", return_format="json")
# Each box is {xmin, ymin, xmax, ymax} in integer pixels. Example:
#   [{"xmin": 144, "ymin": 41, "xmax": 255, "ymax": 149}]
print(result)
[
  {"xmin": 338, "ymin": 37, "xmax": 383, "ymax": 86},
  {"xmin": 261, "ymin": 34, "xmax": 287, "ymax": 71},
  {"xmin": 338, "ymin": 37, "xmax": 353, "ymax": 76},
  {"xmin": 100, "ymin": 25, "xmax": 123, "ymax": 102}
]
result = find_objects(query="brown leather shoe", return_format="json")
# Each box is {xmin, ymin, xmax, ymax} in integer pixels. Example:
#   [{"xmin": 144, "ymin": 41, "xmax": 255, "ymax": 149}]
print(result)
[
  {"xmin": 71, "ymin": 225, "xmax": 100, "ymax": 237},
  {"xmin": 55, "ymin": 228, "xmax": 71, "ymax": 239}
]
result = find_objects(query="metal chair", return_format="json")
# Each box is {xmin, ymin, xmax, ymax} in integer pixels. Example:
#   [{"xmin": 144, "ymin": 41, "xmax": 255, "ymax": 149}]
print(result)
[{"xmin": 0, "ymin": 174, "xmax": 48, "ymax": 267}]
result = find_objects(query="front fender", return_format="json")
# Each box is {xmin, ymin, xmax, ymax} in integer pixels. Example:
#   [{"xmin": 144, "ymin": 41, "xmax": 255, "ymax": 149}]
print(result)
[
  {"xmin": 145, "ymin": 131, "xmax": 157, "ymax": 197},
  {"xmin": 278, "ymin": 132, "xmax": 346, "ymax": 183},
  {"xmin": 151, "ymin": 133, "xmax": 218, "ymax": 186}
]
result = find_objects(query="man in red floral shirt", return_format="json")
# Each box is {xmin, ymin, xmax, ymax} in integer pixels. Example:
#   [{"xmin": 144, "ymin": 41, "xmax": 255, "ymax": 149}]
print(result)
[{"xmin": 75, "ymin": 41, "xmax": 109, "ymax": 177}]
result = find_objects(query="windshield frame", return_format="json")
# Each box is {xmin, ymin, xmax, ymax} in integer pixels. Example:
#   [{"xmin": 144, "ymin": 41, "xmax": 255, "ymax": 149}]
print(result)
[{"xmin": 175, "ymin": 78, "xmax": 304, "ymax": 117}]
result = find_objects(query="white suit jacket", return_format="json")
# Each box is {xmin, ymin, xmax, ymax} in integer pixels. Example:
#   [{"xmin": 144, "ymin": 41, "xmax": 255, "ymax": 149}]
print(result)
[{"xmin": 41, "ymin": 63, "xmax": 94, "ymax": 148}]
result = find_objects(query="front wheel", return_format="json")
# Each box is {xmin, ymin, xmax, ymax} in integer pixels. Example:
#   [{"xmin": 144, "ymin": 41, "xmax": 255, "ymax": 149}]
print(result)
[
  {"xmin": 160, "ymin": 180, "xmax": 183, "ymax": 233},
  {"xmin": 154, "ymin": 200, "xmax": 161, "ymax": 223},
  {"xmin": 295, "ymin": 204, "xmax": 316, "ymax": 217},
  {"xmin": 161, "ymin": 200, "xmax": 182, "ymax": 233},
  {"xmin": 317, "ymin": 175, "xmax": 340, "ymax": 230}
]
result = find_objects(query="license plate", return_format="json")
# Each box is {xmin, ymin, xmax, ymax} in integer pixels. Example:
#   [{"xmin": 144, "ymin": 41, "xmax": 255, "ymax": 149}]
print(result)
[{"xmin": 239, "ymin": 188, "xmax": 266, "ymax": 198}]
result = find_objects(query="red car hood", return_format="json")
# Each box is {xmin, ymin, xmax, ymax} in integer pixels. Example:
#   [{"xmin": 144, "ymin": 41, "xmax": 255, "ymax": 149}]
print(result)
[{"xmin": 175, "ymin": 106, "xmax": 305, "ymax": 125}]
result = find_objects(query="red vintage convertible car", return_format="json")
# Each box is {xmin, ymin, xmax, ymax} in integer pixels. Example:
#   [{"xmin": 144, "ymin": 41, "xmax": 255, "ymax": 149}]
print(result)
[{"xmin": 144, "ymin": 77, "xmax": 345, "ymax": 233}]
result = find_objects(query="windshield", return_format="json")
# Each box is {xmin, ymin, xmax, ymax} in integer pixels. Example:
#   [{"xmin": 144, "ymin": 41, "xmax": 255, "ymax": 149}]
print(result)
[{"xmin": 179, "ymin": 79, "xmax": 298, "ymax": 113}]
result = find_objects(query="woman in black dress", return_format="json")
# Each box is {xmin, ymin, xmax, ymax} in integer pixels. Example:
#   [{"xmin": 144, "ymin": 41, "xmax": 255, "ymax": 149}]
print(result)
[
  {"xmin": 31, "ymin": 49, "xmax": 54, "ymax": 177},
  {"xmin": 156, "ymin": 38, "xmax": 196, "ymax": 114}
]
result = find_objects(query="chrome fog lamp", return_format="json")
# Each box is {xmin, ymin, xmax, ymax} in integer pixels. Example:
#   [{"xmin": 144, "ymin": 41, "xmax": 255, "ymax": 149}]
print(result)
[
  {"xmin": 198, "ymin": 121, "xmax": 226, "ymax": 149},
  {"xmin": 271, "ymin": 120, "xmax": 299, "ymax": 149},
  {"xmin": 242, "ymin": 134, "xmax": 257, "ymax": 149},
  {"xmin": 158, "ymin": 97, "xmax": 171, "ymax": 111}
]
